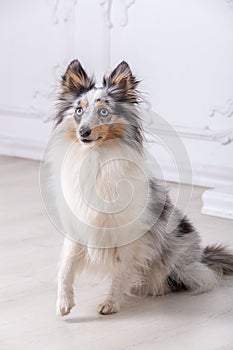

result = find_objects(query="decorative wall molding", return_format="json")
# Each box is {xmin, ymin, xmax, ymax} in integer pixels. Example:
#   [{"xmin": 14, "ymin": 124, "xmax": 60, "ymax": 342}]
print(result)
[
  {"xmin": 28, "ymin": 63, "xmax": 61, "ymax": 121},
  {"xmin": 147, "ymin": 124, "xmax": 233, "ymax": 145},
  {"xmin": 98, "ymin": 0, "xmax": 233, "ymax": 148},
  {"xmin": 119, "ymin": 0, "xmax": 135, "ymax": 27},
  {"xmin": 99, "ymin": 0, "xmax": 136, "ymax": 67},
  {"xmin": 47, "ymin": 0, "xmax": 60, "ymax": 24},
  {"xmin": 63, "ymin": 0, "xmax": 78, "ymax": 23},
  {"xmin": 99, "ymin": 0, "xmax": 135, "ymax": 28},
  {"xmin": 208, "ymin": 98, "xmax": 233, "ymax": 144},
  {"xmin": 142, "ymin": 108, "xmax": 233, "ymax": 145},
  {"xmin": 210, "ymin": 98, "xmax": 233, "ymax": 119},
  {"xmin": 46, "ymin": 0, "xmax": 78, "ymax": 24},
  {"xmin": 35, "ymin": 0, "xmax": 79, "ymax": 113},
  {"xmin": 99, "ymin": 0, "xmax": 113, "ymax": 29},
  {"xmin": 99, "ymin": 0, "xmax": 113, "ymax": 69},
  {"xmin": 1, "ymin": 0, "xmax": 78, "ymax": 121}
]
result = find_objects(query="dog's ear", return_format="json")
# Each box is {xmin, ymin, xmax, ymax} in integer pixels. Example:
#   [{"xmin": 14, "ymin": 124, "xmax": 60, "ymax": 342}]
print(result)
[
  {"xmin": 61, "ymin": 59, "xmax": 95, "ymax": 96},
  {"xmin": 103, "ymin": 61, "xmax": 140, "ymax": 103}
]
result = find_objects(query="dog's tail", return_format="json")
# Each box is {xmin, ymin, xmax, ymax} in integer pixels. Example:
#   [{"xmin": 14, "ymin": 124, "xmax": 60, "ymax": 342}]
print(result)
[{"xmin": 202, "ymin": 244, "xmax": 233, "ymax": 276}]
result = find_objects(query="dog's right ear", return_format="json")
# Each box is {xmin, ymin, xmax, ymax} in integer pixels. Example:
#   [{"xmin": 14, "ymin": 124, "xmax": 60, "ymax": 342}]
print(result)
[{"xmin": 61, "ymin": 59, "xmax": 95, "ymax": 96}]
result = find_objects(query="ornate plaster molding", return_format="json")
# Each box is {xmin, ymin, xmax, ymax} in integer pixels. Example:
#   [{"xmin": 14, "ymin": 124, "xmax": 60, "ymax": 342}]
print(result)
[
  {"xmin": 1, "ymin": 0, "xmax": 78, "ymax": 120},
  {"xmin": 99, "ymin": 0, "xmax": 113, "ymax": 28},
  {"xmin": 209, "ymin": 98, "xmax": 233, "ymax": 144},
  {"xmin": 142, "ymin": 106, "xmax": 233, "ymax": 146},
  {"xmin": 99, "ymin": 0, "xmax": 135, "ymax": 28},
  {"xmin": 47, "ymin": 0, "xmax": 60, "ymax": 24},
  {"xmin": 46, "ymin": 0, "xmax": 78, "ymax": 24},
  {"xmin": 119, "ymin": 0, "xmax": 135, "ymax": 27},
  {"xmin": 210, "ymin": 98, "xmax": 233, "ymax": 119}
]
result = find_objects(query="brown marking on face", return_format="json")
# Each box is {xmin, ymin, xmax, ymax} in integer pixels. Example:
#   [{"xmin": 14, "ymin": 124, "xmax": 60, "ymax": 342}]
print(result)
[
  {"xmin": 92, "ymin": 123, "xmax": 126, "ymax": 142},
  {"xmin": 96, "ymin": 100, "xmax": 104, "ymax": 108},
  {"xmin": 78, "ymin": 100, "xmax": 87, "ymax": 109},
  {"xmin": 65, "ymin": 118, "xmax": 78, "ymax": 142}
]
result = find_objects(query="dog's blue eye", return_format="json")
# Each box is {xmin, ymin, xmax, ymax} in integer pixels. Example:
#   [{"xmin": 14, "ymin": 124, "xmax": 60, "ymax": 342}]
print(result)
[
  {"xmin": 100, "ymin": 108, "xmax": 109, "ymax": 117},
  {"xmin": 76, "ymin": 107, "xmax": 83, "ymax": 116}
]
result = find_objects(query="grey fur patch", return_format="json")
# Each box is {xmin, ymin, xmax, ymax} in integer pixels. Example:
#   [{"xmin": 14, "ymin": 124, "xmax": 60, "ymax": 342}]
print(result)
[
  {"xmin": 107, "ymin": 102, "xmax": 143, "ymax": 152},
  {"xmin": 175, "ymin": 217, "xmax": 194, "ymax": 237},
  {"xmin": 166, "ymin": 274, "xmax": 187, "ymax": 291},
  {"xmin": 148, "ymin": 178, "xmax": 171, "ymax": 223}
]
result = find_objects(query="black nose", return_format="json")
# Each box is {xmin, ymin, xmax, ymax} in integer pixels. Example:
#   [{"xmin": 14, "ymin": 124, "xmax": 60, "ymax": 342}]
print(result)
[{"xmin": 79, "ymin": 126, "xmax": 91, "ymax": 138}]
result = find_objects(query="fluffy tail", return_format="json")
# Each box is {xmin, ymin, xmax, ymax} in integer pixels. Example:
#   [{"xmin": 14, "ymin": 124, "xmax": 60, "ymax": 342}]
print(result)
[{"xmin": 202, "ymin": 244, "xmax": 233, "ymax": 276}]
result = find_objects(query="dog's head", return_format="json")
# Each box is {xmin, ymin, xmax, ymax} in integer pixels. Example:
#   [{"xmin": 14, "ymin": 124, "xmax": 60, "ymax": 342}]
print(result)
[{"xmin": 56, "ymin": 59, "xmax": 142, "ymax": 146}]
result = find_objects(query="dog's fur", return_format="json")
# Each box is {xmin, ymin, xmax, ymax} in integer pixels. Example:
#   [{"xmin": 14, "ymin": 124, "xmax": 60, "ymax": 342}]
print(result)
[{"xmin": 47, "ymin": 59, "xmax": 233, "ymax": 316}]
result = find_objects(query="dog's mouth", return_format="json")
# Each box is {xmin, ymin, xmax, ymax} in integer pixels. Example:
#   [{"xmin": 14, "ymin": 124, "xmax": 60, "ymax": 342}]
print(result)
[{"xmin": 80, "ymin": 136, "xmax": 103, "ymax": 144}]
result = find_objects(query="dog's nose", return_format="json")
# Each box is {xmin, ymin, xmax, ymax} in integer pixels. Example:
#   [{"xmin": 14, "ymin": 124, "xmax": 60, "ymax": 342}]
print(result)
[{"xmin": 79, "ymin": 126, "xmax": 91, "ymax": 138}]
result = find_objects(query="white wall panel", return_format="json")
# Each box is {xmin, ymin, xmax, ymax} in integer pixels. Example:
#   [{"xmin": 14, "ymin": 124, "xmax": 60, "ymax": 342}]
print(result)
[{"xmin": 0, "ymin": 0, "xmax": 232, "ymax": 190}]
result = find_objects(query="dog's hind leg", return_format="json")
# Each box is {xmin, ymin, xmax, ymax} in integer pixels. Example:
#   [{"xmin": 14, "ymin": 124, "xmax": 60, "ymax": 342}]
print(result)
[
  {"xmin": 56, "ymin": 239, "xmax": 85, "ymax": 316},
  {"xmin": 178, "ymin": 261, "xmax": 219, "ymax": 294}
]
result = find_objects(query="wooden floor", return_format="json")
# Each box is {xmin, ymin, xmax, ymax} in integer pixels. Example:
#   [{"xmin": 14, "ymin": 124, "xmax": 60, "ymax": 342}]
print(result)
[{"xmin": 1, "ymin": 155, "xmax": 233, "ymax": 350}]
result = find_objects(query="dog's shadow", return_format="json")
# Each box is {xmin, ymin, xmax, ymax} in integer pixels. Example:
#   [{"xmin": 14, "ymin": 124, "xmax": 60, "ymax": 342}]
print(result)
[
  {"xmin": 64, "ymin": 284, "xmax": 227, "ymax": 324},
  {"xmin": 65, "ymin": 315, "xmax": 101, "ymax": 323}
]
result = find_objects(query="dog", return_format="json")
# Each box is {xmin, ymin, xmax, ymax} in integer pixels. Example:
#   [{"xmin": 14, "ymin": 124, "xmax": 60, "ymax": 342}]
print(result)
[{"xmin": 46, "ymin": 59, "xmax": 233, "ymax": 316}]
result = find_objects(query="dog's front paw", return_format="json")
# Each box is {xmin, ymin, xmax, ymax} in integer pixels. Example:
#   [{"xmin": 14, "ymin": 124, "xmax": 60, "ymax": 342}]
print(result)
[
  {"xmin": 98, "ymin": 300, "xmax": 120, "ymax": 315},
  {"xmin": 56, "ymin": 296, "xmax": 75, "ymax": 316}
]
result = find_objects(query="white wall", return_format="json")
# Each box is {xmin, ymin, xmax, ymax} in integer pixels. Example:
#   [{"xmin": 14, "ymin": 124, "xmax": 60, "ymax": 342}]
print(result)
[{"xmin": 0, "ymin": 0, "xmax": 233, "ymax": 187}]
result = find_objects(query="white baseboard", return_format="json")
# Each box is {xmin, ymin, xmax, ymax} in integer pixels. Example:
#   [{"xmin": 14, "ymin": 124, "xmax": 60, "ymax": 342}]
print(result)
[{"xmin": 202, "ymin": 187, "xmax": 233, "ymax": 220}]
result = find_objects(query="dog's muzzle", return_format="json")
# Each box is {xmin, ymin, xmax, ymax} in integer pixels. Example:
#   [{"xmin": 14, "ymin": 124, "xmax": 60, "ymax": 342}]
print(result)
[
  {"xmin": 79, "ymin": 126, "xmax": 93, "ymax": 143},
  {"xmin": 79, "ymin": 126, "xmax": 91, "ymax": 138}
]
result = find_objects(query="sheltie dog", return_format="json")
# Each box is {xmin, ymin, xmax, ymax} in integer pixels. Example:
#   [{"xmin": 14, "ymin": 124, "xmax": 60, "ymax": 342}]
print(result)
[{"xmin": 47, "ymin": 59, "xmax": 233, "ymax": 316}]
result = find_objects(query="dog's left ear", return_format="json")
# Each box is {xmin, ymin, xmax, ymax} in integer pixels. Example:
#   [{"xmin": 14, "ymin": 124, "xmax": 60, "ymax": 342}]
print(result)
[
  {"xmin": 103, "ymin": 61, "xmax": 140, "ymax": 103},
  {"xmin": 61, "ymin": 59, "xmax": 95, "ymax": 96}
]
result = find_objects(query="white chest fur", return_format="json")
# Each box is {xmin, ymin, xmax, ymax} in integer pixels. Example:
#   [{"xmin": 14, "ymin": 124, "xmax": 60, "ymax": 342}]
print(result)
[{"xmin": 49, "ymin": 136, "xmax": 151, "ymax": 249}]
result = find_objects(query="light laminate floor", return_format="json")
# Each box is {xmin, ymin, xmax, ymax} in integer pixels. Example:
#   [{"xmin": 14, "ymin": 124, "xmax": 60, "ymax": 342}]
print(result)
[{"xmin": 0, "ymin": 155, "xmax": 233, "ymax": 350}]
